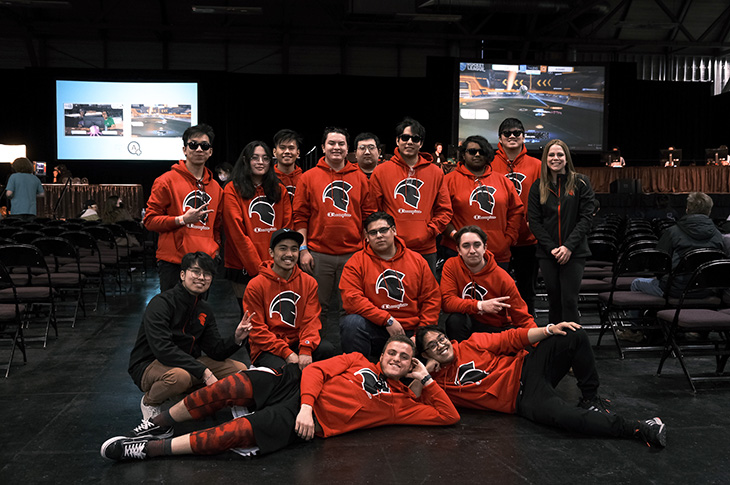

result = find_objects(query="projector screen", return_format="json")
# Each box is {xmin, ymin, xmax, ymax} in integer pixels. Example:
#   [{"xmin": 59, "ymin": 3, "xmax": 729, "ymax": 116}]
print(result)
[
  {"xmin": 457, "ymin": 62, "xmax": 606, "ymax": 152},
  {"xmin": 56, "ymin": 80, "xmax": 198, "ymax": 161}
]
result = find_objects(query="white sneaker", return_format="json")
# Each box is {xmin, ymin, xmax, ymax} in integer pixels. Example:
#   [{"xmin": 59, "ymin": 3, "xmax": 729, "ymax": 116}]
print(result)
[{"xmin": 140, "ymin": 396, "xmax": 161, "ymax": 421}]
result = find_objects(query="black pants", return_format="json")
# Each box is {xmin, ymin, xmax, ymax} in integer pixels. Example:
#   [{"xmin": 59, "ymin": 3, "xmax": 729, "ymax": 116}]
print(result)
[
  {"xmin": 510, "ymin": 244, "xmax": 537, "ymax": 317},
  {"xmin": 516, "ymin": 329, "xmax": 633, "ymax": 438},
  {"xmin": 157, "ymin": 260, "xmax": 181, "ymax": 293},
  {"xmin": 538, "ymin": 256, "xmax": 585, "ymax": 323},
  {"xmin": 443, "ymin": 313, "xmax": 512, "ymax": 342}
]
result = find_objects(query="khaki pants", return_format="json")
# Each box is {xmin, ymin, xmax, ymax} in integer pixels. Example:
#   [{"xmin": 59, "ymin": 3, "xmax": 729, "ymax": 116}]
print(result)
[{"xmin": 141, "ymin": 356, "xmax": 248, "ymax": 407}]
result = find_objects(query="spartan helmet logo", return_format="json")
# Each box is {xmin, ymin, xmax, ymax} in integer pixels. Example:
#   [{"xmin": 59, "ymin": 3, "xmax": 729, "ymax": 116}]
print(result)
[
  {"xmin": 355, "ymin": 368, "xmax": 390, "ymax": 398},
  {"xmin": 394, "ymin": 178, "xmax": 424, "ymax": 208},
  {"xmin": 248, "ymin": 196, "xmax": 275, "ymax": 226},
  {"xmin": 461, "ymin": 282, "xmax": 488, "ymax": 300},
  {"xmin": 286, "ymin": 186, "xmax": 296, "ymax": 197},
  {"xmin": 269, "ymin": 291, "xmax": 301, "ymax": 327},
  {"xmin": 469, "ymin": 185, "xmax": 496, "ymax": 214},
  {"xmin": 455, "ymin": 361, "xmax": 490, "ymax": 386},
  {"xmin": 505, "ymin": 172, "xmax": 527, "ymax": 195},
  {"xmin": 183, "ymin": 190, "xmax": 213, "ymax": 223},
  {"xmin": 375, "ymin": 269, "xmax": 406, "ymax": 302},
  {"xmin": 322, "ymin": 180, "xmax": 353, "ymax": 212}
]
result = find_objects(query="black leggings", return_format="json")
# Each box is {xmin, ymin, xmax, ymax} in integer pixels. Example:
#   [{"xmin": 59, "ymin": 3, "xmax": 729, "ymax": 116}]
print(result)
[
  {"xmin": 538, "ymin": 256, "xmax": 585, "ymax": 323},
  {"xmin": 516, "ymin": 329, "xmax": 633, "ymax": 438}
]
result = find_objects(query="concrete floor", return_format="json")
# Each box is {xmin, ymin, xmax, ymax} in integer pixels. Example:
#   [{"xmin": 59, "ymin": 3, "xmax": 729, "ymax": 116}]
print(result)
[{"xmin": 1, "ymin": 271, "xmax": 729, "ymax": 484}]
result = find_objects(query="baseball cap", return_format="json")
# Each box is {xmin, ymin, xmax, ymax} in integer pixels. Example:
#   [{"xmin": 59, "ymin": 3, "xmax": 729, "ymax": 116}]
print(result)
[{"xmin": 270, "ymin": 228, "xmax": 304, "ymax": 249}]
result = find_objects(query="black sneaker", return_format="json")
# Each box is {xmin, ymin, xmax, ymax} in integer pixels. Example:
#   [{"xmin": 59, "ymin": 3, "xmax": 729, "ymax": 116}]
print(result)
[
  {"xmin": 577, "ymin": 395, "xmax": 612, "ymax": 414},
  {"xmin": 635, "ymin": 417, "xmax": 667, "ymax": 448},
  {"xmin": 100, "ymin": 436, "xmax": 149, "ymax": 461},
  {"xmin": 130, "ymin": 418, "xmax": 173, "ymax": 439}
]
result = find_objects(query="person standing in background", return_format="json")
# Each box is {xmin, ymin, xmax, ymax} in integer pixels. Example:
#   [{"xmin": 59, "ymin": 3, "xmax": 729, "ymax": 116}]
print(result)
[{"xmin": 5, "ymin": 157, "xmax": 44, "ymax": 220}]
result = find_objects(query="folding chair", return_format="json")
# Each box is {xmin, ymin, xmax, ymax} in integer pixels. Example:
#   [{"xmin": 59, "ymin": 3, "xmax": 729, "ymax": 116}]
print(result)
[
  {"xmin": 59, "ymin": 231, "xmax": 107, "ymax": 310},
  {"xmin": 84, "ymin": 225, "xmax": 124, "ymax": 292},
  {"xmin": 0, "ymin": 261, "xmax": 27, "ymax": 377},
  {"xmin": 597, "ymin": 249, "xmax": 672, "ymax": 358},
  {"xmin": 656, "ymin": 260, "xmax": 730, "ymax": 392},
  {"xmin": 0, "ymin": 244, "xmax": 57, "ymax": 348},
  {"xmin": 33, "ymin": 237, "xmax": 87, "ymax": 327}
]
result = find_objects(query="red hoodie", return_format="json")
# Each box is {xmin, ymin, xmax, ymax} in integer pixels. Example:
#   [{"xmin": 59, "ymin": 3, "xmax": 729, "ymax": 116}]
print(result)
[
  {"xmin": 440, "ymin": 253, "xmax": 536, "ymax": 329},
  {"xmin": 443, "ymin": 163, "xmax": 524, "ymax": 263},
  {"xmin": 430, "ymin": 329, "xmax": 532, "ymax": 414},
  {"xmin": 491, "ymin": 144, "xmax": 542, "ymax": 247},
  {"xmin": 300, "ymin": 352, "xmax": 460, "ymax": 437},
  {"xmin": 275, "ymin": 165, "xmax": 303, "ymax": 199},
  {"xmin": 370, "ymin": 149, "xmax": 452, "ymax": 254},
  {"xmin": 244, "ymin": 261, "xmax": 321, "ymax": 362},
  {"xmin": 339, "ymin": 236, "xmax": 440, "ymax": 331},
  {"xmin": 144, "ymin": 160, "xmax": 222, "ymax": 264},
  {"xmin": 222, "ymin": 182, "xmax": 292, "ymax": 277},
  {"xmin": 292, "ymin": 157, "xmax": 376, "ymax": 255}
]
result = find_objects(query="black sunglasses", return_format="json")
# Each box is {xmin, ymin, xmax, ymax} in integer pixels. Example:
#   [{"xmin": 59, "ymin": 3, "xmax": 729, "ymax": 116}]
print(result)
[
  {"xmin": 186, "ymin": 140, "xmax": 212, "ymax": 151},
  {"xmin": 398, "ymin": 134, "xmax": 423, "ymax": 144},
  {"xmin": 466, "ymin": 148, "xmax": 486, "ymax": 156},
  {"xmin": 500, "ymin": 130, "xmax": 524, "ymax": 138}
]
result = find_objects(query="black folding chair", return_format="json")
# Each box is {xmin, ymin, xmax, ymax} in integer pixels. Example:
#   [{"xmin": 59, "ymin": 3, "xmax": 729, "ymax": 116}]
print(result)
[
  {"xmin": 33, "ymin": 237, "xmax": 87, "ymax": 327},
  {"xmin": 0, "ymin": 261, "xmax": 27, "ymax": 377},
  {"xmin": 656, "ymin": 260, "xmax": 730, "ymax": 392}
]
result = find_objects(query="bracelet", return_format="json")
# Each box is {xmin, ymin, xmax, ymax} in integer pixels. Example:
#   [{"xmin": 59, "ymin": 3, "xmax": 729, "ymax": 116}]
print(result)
[
  {"xmin": 450, "ymin": 229, "xmax": 457, "ymax": 238},
  {"xmin": 177, "ymin": 215, "xmax": 185, "ymax": 226},
  {"xmin": 545, "ymin": 323, "xmax": 555, "ymax": 335},
  {"xmin": 421, "ymin": 374, "xmax": 433, "ymax": 386},
  {"xmin": 299, "ymin": 244, "xmax": 308, "ymax": 251}
]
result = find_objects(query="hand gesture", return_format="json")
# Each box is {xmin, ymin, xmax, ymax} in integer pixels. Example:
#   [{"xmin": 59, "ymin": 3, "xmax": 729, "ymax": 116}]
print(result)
[
  {"xmin": 234, "ymin": 311, "xmax": 254, "ymax": 345},
  {"xmin": 477, "ymin": 296, "xmax": 511, "ymax": 314},
  {"xmin": 406, "ymin": 358, "xmax": 429, "ymax": 381},
  {"xmin": 182, "ymin": 202, "xmax": 214, "ymax": 225}
]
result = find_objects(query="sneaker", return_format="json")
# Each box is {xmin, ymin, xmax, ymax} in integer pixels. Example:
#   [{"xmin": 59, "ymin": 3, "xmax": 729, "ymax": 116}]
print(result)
[
  {"xmin": 635, "ymin": 417, "xmax": 667, "ymax": 448},
  {"xmin": 578, "ymin": 395, "xmax": 612, "ymax": 414},
  {"xmin": 130, "ymin": 418, "xmax": 174, "ymax": 439},
  {"xmin": 140, "ymin": 396, "xmax": 161, "ymax": 421},
  {"xmin": 100, "ymin": 436, "xmax": 149, "ymax": 461}
]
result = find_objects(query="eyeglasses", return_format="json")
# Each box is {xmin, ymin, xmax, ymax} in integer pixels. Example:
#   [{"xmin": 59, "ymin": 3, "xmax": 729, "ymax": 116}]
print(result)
[
  {"xmin": 500, "ymin": 130, "xmax": 524, "ymax": 138},
  {"xmin": 425, "ymin": 335, "xmax": 449, "ymax": 352},
  {"xmin": 398, "ymin": 134, "xmax": 423, "ymax": 144},
  {"xmin": 466, "ymin": 148, "xmax": 486, "ymax": 156},
  {"xmin": 187, "ymin": 267, "xmax": 213, "ymax": 280},
  {"xmin": 250, "ymin": 155, "xmax": 271, "ymax": 163},
  {"xmin": 366, "ymin": 226, "xmax": 393, "ymax": 237},
  {"xmin": 186, "ymin": 140, "xmax": 213, "ymax": 151},
  {"xmin": 358, "ymin": 144, "xmax": 378, "ymax": 152}
]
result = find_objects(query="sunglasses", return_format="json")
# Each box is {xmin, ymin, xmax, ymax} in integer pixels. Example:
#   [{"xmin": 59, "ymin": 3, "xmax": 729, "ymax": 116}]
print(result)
[
  {"xmin": 398, "ymin": 134, "xmax": 423, "ymax": 144},
  {"xmin": 466, "ymin": 148, "xmax": 486, "ymax": 156},
  {"xmin": 500, "ymin": 130, "xmax": 524, "ymax": 138},
  {"xmin": 186, "ymin": 140, "xmax": 213, "ymax": 151}
]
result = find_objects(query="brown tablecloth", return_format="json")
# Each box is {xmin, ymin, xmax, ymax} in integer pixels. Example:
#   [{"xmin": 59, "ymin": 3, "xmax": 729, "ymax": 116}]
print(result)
[
  {"xmin": 39, "ymin": 184, "xmax": 145, "ymax": 219},
  {"xmin": 577, "ymin": 166, "xmax": 730, "ymax": 194}
]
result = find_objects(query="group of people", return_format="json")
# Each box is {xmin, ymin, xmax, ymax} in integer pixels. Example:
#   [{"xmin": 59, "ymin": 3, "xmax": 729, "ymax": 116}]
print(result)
[{"xmin": 98, "ymin": 118, "xmax": 670, "ymax": 462}]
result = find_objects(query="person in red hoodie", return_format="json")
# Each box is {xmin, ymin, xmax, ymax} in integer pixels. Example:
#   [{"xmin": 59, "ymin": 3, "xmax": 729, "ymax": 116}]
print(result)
[
  {"xmin": 339, "ymin": 211, "xmax": 440, "ymax": 358},
  {"xmin": 490, "ymin": 118, "xmax": 542, "ymax": 316},
  {"xmin": 273, "ymin": 129, "xmax": 303, "ymax": 198},
  {"xmin": 370, "ymin": 118, "xmax": 452, "ymax": 275},
  {"xmin": 144, "ymin": 124, "xmax": 223, "ymax": 292},
  {"xmin": 101, "ymin": 335, "xmax": 459, "ymax": 461},
  {"xmin": 245, "ymin": 229, "xmax": 335, "ymax": 369},
  {"xmin": 414, "ymin": 324, "xmax": 667, "ymax": 448},
  {"xmin": 441, "ymin": 225, "xmax": 536, "ymax": 342},
  {"xmin": 443, "ymin": 135, "xmax": 523, "ymax": 271},
  {"xmin": 223, "ymin": 141, "xmax": 292, "ymax": 312},
  {"xmin": 293, "ymin": 127, "xmax": 376, "ymax": 338}
]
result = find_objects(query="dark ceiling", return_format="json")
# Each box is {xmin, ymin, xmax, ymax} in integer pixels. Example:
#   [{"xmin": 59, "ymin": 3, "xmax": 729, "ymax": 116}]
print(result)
[{"xmin": 1, "ymin": 0, "xmax": 729, "ymax": 69}]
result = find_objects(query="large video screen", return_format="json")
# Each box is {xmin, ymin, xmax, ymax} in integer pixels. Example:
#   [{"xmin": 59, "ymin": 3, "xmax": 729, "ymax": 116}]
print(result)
[
  {"xmin": 56, "ymin": 80, "xmax": 198, "ymax": 161},
  {"xmin": 457, "ymin": 63, "xmax": 605, "ymax": 152}
]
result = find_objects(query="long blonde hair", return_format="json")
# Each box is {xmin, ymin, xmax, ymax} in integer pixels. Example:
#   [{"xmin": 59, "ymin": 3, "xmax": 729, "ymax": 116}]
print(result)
[{"xmin": 538, "ymin": 139, "xmax": 578, "ymax": 204}]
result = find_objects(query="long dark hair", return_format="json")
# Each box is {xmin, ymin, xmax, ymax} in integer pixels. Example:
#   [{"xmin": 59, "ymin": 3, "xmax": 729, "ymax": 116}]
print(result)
[{"xmin": 231, "ymin": 141, "xmax": 281, "ymax": 202}]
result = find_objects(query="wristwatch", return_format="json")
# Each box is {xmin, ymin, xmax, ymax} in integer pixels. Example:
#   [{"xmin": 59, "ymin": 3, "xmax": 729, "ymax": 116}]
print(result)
[{"xmin": 386, "ymin": 316, "xmax": 395, "ymax": 327}]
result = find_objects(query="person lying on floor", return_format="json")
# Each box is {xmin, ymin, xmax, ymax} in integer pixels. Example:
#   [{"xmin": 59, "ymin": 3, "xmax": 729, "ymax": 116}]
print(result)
[
  {"xmin": 414, "ymin": 323, "xmax": 667, "ymax": 448},
  {"xmin": 101, "ymin": 335, "xmax": 460, "ymax": 461}
]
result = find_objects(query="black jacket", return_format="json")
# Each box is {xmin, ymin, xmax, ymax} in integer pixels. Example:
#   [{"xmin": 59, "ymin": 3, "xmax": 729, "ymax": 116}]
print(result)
[
  {"xmin": 128, "ymin": 283, "xmax": 240, "ymax": 389},
  {"xmin": 527, "ymin": 173, "xmax": 596, "ymax": 259}
]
